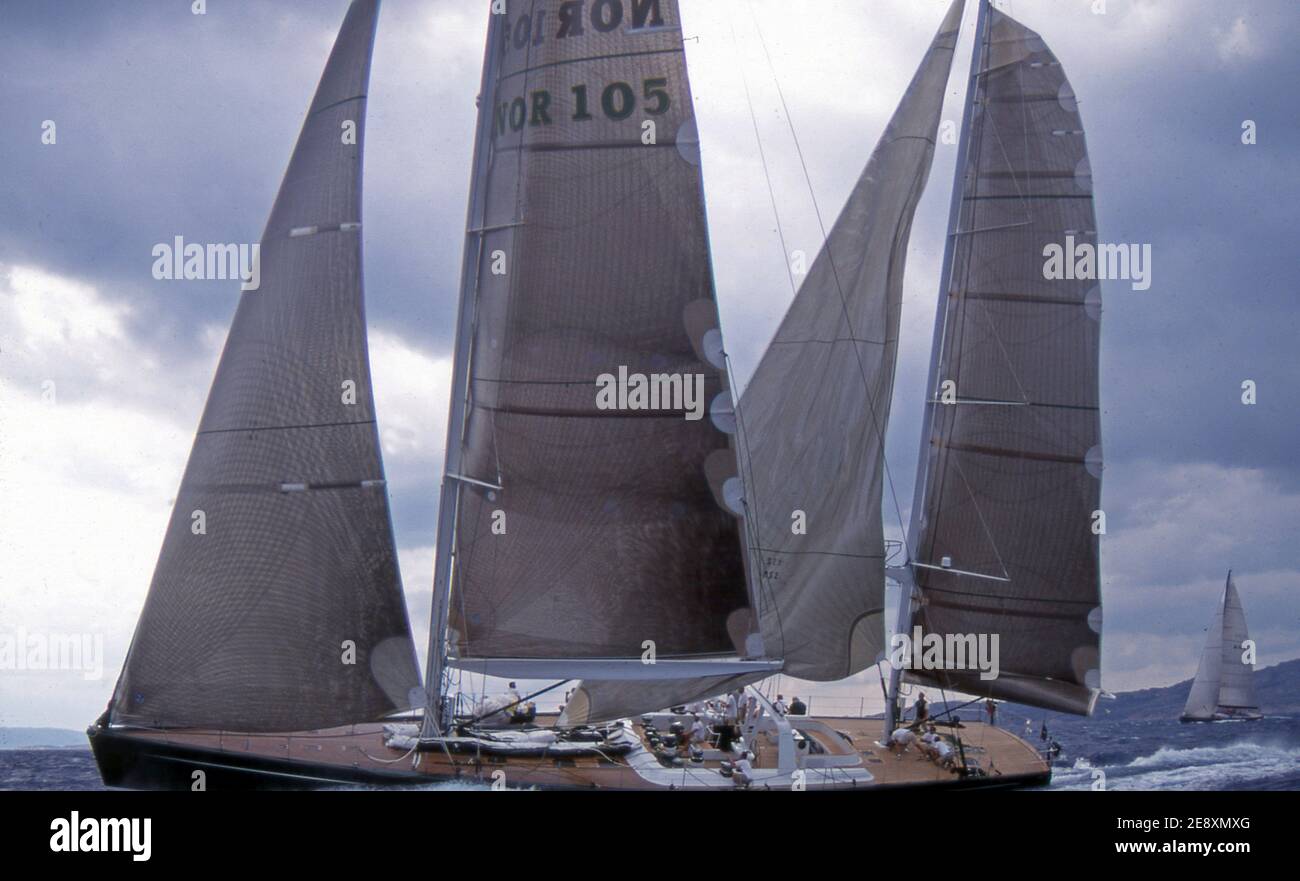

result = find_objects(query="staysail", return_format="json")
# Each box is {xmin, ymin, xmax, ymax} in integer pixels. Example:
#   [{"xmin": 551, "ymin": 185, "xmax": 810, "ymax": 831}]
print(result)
[
  {"xmin": 109, "ymin": 0, "xmax": 422, "ymax": 732},
  {"xmin": 904, "ymin": 4, "xmax": 1102, "ymax": 715},
  {"xmin": 1181, "ymin": 574, "xmax": 1259, "ymax": 721},
  {"xmin": 559, "ymin": 0, "xmax": 965, "ymax": 724},
  {"xmin": 738, "ymin": 0, "xmax": 964, "ymax": 682},
  {"xmin": 439, "ymin": 0, "xmax": 760, "ymax": 674}
]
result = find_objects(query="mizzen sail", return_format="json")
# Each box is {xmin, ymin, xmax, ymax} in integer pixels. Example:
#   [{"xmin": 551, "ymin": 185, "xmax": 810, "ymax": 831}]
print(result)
[
  {"xmin": 443, "ymin": 0, "xmax": 756, "ymax": 668},
  {"xmin": 109, "ymin": 0, "xmax": 422, "ymax": 732},
  {"xmin": 905, "ymin": 5, "xmax": 1102, "ymax": 715}
]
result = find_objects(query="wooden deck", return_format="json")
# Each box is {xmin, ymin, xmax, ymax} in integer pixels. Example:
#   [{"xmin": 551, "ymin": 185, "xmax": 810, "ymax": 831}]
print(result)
[
  {"xmin": 802, "ymin": 717, "xmax": 1049, "ymax": 787},
  {"xmin": 90, "ymin": 714, "xmax": 1049, "ymax": 790}
]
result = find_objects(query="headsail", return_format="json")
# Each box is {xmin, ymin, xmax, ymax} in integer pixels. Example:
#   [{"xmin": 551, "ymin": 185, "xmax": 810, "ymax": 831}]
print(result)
[
  {"xmin": 441, "ymin": 0, "xmax": 757, "ymax": 672},
  {"xmin": 1181, "ymin": 574, "xmax": 1259, "ymax": 720},
  {"xmin": 904, "ymin": 4, "xmax": 1102, "ymax": 715},
  {"xmin": 109, "ymin": 0, "xmax": 422, "ymax": 732},
  {"xmin": 737, "ymin": 0, "xmax": 964, "ymax": 682},
  {"xmin": 559, "ymin": 0, "xmax": 966, "ymax": 725}
]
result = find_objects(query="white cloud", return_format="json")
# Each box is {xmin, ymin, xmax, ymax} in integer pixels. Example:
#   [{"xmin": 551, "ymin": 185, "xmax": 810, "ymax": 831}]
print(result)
[
  {"xmin": 1215, "ymin": 16, "xmax": 1258, "ymax": 63},
  {"xmin": 0, "ymin": 267, "xmax": 456, "ymax": 726}
]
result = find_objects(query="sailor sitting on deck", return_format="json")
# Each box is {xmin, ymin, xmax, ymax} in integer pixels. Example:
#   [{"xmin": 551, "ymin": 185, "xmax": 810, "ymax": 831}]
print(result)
[
  {"xmin": 732, "ymin": 751, "xmax": 756, "ymax": 788},
  {"xmin": 772, "ymin": 694, "xmax": 788, "ymax": 716},
  {"xmin": 788, "ymin": 696, "xmax": 808, "ymax": 715}
]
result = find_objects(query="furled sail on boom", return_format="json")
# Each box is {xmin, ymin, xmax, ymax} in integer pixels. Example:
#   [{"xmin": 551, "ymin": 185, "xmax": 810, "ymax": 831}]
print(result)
[
  {"xmin": 108, "ymin": 0, "xmax": 422, "ymax": 732},
  {"xmin": 905, "ymin": 5, "xmax": 1103, "ymax": 715}
]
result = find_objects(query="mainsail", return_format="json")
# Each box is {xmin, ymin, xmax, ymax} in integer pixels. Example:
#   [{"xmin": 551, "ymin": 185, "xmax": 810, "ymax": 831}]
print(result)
[
  {"xmin": 436, "ymin": 0, "xmax": 759, "ymax": 676},
  {"xmin": 109, "ymin": 0, "xmax": 422, "ymax": 732},
  {"xmin": 1181, "ymin": 574, "xmax": 1260, "ymax": 721},
  {"xmin": 904, "ymin": 4, "xmax": 1102, "ymax": 715},
  {"xmin": 559, "ymin": 0, "xmax": 965, "ymax": 724}
]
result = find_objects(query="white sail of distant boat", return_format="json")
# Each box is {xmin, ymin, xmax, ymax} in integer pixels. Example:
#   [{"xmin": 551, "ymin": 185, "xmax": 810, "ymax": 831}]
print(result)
[{"xmin": 1181, "ymin": 573, "xmax": 1261, "ymax": 722}]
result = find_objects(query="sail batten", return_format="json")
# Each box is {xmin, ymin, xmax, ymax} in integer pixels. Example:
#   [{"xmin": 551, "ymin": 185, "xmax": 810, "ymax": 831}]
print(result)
[
  {"xmin": 108, "ymin": 0, "xmax": 421, "ymax": 733},
  {"xmin": 905, "ymin": 4, "xmax": 1102, "ymax": 716}
]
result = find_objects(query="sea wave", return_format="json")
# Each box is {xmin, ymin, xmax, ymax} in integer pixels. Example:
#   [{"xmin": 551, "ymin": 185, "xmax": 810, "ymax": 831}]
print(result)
[{"xmin": 1052, "ymin": 739, "xmax": 1300, "ymax": 791}]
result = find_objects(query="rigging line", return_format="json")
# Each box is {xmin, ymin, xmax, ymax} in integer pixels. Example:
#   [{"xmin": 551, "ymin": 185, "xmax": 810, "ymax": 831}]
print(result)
[
  {"xmin": 949, "ymin": 452, "xmax": 1011, "ymax": 581},
  {"xmin": 727, "ymin": 13, "xmax": 798, "ymax": 301},
  {"xmin": 747, "ymin": 1, "xmax": 910, "ymax": 544}
]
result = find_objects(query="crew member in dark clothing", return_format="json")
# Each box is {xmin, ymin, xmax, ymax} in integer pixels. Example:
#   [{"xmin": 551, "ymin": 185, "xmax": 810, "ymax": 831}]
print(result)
[
  {"xmin": 914, "ymin": 691, "xmax": 929, "ymax": 726},
  {"xmin": 788, "ymin": 696, "xmax": 808, "ymax": 715}
]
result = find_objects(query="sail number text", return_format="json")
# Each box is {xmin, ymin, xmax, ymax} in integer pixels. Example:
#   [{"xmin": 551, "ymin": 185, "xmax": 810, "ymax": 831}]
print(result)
[{"xmin": 494, "ymin": 78, "xmax": 673, "ymax": 135}]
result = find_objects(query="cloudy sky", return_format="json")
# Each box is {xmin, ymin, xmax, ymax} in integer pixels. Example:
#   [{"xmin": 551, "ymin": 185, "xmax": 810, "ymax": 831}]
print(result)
[{"xmin": 1, "ymin": 0, "xmax": 1297, "ymax": 728}]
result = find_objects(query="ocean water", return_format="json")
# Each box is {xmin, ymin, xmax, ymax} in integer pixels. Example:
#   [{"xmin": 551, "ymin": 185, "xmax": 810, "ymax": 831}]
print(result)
[
  {"xmin": 3, "ymin": 717, "xmax": 1296, "ymax": 790},
  {"xmin": 1043, "ymin": 715, "xmax": 1300, "ymax": 791}
]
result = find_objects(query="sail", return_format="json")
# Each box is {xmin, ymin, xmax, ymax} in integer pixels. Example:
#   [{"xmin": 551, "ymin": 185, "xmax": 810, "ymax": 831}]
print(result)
[
  {"xmin": 1183, "ymin": 574, "xmax": 1258, "ymax": 719},
  {"xmin": 737, "ymin": 0, "xmax": 964, "ymax": 681},
  {"xmin": 445, "ymin": 0, "xmax": 755, "ymax": 664},
  {"xmin": 109, "ymin": 0, "xmax": 422, "ymax": 732},
  {"xmin": 905, "ymin": 5, "xmax": 1102, "ymax": 715},
  {"xmin": 558, "ymin": 673, "xmax": 756, "ymax": 727},
  {"xmin": 1181, "ymin": 588, "xmax": 1225, "ymax": 721},
  {"xmin": 1217, "ymin": 576, "xmax": 1258, "ymax": 712},
  {"xmin": 555, "ymin": 1, "xmax": 966, "ymax": 722}
]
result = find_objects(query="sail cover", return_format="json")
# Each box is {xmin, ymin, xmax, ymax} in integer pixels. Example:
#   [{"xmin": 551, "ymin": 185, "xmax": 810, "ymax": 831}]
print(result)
[
  {"xmin": 1182, "ymin": 575, "xmax": 1259, "ymax": 720},
  {"xmin": 446, "ymin": 0, "xmax": 754, "ymax": 662},
  {"xmin": 110, "ymin": 0, "xmax": 422, "ymax": 732},
  {"xmin": 905, "ymin": 6, "xmax": 1102, "ymax": 715},
  {"xmin": 737, "ymin": 0, "xmax": 964, "ymax": 681},
  {"xmin": 558, "ymin": 1, "xmax": 965, "ymax": 723}
]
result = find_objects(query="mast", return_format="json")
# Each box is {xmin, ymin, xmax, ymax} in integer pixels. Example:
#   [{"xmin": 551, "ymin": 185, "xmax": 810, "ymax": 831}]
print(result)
[
  {"xmin": 422, "ymin": 9, "xmax": 505, "ymax": 739},
  {"xmin": 886, "ymin": 0, "xmax": 990, "ymax": 735}
]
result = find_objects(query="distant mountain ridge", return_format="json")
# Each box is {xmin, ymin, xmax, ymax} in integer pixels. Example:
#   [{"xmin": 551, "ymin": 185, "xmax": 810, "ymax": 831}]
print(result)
[
  {"xmin": 1086, "ymin": 657, "xmax": 1300, "ymax": 722},
  {"xmin": 882, "ymin": 659, "xmax": 1300, "ymax": 724},
  {"xmin": 0, "ymin": 727, "xmax": 88, "ymax": 749}
]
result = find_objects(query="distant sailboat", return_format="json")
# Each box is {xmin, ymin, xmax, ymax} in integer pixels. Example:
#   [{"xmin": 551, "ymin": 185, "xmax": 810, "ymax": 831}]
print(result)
[
  {"xmin": 1180, "ymin": 573, "xmax": 1261, "ymax": 722},
  {"xmin": 91, "ymin": 0, "xmax": 1099, "ymax": 791}
]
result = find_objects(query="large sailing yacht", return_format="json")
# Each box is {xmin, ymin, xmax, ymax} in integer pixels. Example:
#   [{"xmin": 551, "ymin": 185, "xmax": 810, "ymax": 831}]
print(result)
[{"xmin": 91, "ymin": 0, "xmax": 1102, "ymax": 791}]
